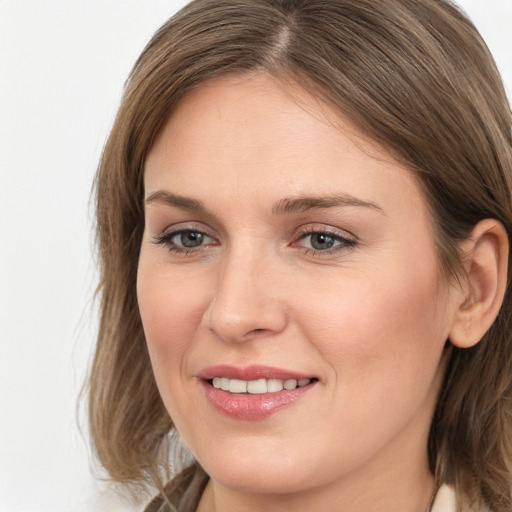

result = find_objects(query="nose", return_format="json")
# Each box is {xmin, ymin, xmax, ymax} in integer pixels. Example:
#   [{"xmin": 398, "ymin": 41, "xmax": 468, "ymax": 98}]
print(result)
[{"xmin": 204, "ymin": 249, "xmax": 288, "ymax": 343}]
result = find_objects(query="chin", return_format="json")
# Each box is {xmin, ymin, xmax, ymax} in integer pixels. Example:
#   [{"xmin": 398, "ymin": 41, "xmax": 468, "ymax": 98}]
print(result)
[
  {"xmin": 190, "ymin": 436, "xmax": 323, "ymax": 495},
  {"xmin": 205, "ymin": 462, "xmax": 312, "ymax": 495}
]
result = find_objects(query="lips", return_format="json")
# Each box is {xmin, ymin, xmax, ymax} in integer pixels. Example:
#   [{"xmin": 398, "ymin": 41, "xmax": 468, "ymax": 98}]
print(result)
[{"xmin": 197, "ymin": 365, "xmax": 318, "ymax": 420}]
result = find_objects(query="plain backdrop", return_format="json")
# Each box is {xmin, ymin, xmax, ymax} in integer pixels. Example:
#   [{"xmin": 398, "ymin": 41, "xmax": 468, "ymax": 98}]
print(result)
[{"xmin": 0, "ymin": 1, "xmax": 511, "ymax": 511}]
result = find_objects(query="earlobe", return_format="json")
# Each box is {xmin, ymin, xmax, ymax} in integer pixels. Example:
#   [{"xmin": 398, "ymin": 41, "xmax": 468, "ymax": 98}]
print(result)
[{"xmin": 449, "ymin": 219, "xmax": 509, "ymax": 349}]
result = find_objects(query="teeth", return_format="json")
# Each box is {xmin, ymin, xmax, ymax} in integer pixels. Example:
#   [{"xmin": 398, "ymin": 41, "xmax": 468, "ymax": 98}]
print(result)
[
  {"xmin": 211, "ymin": 377, "xmax": 312, "ymax": 394},
  {"xmin": 267, "ymin": 379, "xmax": 284, "ymax": 393},
  {"xmin": 247, "ymin": 379, "xmax": 267, "ymax": 394},
  {"xmin": 229, "ymin": 379, "xmax": 248, "ymax": 393},
  {"xmin": 283, "ymin": 379, "xmax": 297, "ymax": 390}
]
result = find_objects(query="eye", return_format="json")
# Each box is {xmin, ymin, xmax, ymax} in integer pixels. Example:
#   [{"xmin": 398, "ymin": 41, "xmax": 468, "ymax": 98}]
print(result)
[
  {"xmin": 306, "ymin": 232, "xmax": 340, "ymax": 251},
  {"xmin": 173, "ymin": 230, "xmax": 210, "ymax": 248},
  {"xmin": 153, "ymin": 228, "xmax": 216, "ymax": 252},
  {"xmin": 293, "ymin": 227, "xmax": 356, "ymax": 254}
]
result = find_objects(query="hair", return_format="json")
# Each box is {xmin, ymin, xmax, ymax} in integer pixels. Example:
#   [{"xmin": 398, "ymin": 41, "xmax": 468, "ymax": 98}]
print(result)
[{"xmin": 88, "ymin": 0, "xmax": 512, "ymax": 510}]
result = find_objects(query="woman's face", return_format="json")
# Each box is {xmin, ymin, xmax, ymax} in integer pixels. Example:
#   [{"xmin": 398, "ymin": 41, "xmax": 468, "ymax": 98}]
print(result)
[{"xmin": 138, "ymin": 74, "xmax": 460, "ymax": 497}]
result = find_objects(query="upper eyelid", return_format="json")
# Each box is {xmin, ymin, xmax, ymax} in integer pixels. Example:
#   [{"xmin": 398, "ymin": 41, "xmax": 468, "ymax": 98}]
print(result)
[
  {"xmin": 163, "ymin": 226, "xmax": 209, "ymax": 236},
  {"xmin": 294, "ymin": 224, "xmax": 357, "ymax": 241},
  {"xmin": 152, "ymin": 222, "xmax": 357, "ymax": 246},
  {"xmin": 158, "ymin": 227, "xmax": 216, "ymax": 243},
  {"xmin": 159, "ymin": 221, "xmax": 217, "ymax": 237}
]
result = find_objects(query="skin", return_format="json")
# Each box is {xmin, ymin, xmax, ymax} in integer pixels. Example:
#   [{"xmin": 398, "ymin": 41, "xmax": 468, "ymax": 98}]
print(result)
[{"xmin": 137, "ymin": 73, "xmax": 465, "ymax": 512}]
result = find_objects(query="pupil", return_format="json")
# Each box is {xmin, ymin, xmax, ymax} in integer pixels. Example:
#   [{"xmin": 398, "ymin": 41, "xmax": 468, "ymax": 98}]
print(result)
[
  {"xmin": 181, "ymin": 231, "xmax": 203, "ymax": 248},
  {"xmin": 311, "ymin": 233, "xmax": 334, "ymax": 250}
]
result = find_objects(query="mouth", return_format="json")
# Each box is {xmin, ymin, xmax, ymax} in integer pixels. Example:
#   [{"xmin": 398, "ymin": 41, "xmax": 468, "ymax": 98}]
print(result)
[
  {"xmin": 209, "ymin": 377, "xmax": 317, "ymax": 394},
  {"xmin": 198, "ymin": 365, "xmax": 319, "ymax": 420}
]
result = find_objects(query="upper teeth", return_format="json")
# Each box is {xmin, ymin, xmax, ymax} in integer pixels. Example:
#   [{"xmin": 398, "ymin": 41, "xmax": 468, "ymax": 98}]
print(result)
[{"xmin": 211, "ymin": 377, "xmax": 311, "ymax": 394}]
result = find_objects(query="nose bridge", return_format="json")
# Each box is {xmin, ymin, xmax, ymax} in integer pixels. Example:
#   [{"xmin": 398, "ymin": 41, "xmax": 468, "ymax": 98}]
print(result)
[{"xmin": 205, "ymin": 242, "xmax": 287, "ymax": 342}]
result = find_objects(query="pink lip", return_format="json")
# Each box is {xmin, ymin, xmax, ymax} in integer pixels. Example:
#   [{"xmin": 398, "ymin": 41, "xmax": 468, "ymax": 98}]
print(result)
[
  {"xmin": 197, "ymin": 364, "xmax": 313, "ymax": 381},
  {"xmin": 197, "ymin": 365, "xmax": 317, "ymax": 420}
]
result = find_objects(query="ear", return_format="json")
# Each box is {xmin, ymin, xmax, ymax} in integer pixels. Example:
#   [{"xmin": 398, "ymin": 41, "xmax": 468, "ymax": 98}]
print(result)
[{"xmin": 449, "ymin": 219, "xmax": 509, "ymax": 349}]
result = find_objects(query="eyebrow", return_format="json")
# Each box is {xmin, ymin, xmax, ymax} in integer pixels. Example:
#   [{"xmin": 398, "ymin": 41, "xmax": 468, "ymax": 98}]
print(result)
[
  {"xmin": 272, "ymin": 194, "xmax": 384, "ymax": 215},
  {"xmin": 145, "ymin": 190, "xmax": 207, "ymax": 213},
  {"xmin": 145, "ymin": 190, "xmax": 383, "ymax": 215}
]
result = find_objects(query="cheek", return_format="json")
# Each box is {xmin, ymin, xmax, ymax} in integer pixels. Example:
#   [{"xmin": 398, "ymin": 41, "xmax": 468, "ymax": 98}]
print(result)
[
  {"xmin": 298, "ymin": 256, "xmax": 450, "ymax": 396},
  {"xmin": 284, "ymin": 259, "xmax": 452, "ymax": 474},
  {"xmin": 136, "ymin": 259, "xmax": 216, "ymax": 434},
  {"xmin": 136, "ymin": 259, "xmax": 210, "ymax": 375}
]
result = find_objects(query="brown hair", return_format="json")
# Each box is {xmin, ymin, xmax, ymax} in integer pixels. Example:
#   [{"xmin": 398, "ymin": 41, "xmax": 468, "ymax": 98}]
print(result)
[{"xmin": 88, "ymin": 0, "xmax": 512, "ymax": 510}]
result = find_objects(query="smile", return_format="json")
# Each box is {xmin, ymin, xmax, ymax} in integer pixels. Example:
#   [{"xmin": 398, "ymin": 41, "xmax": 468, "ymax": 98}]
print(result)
[
  {"xmin": 210, "ymin": 377, "xmax": 313, "ymax": 394},
  {"xmin": 198, "ymin": 365, "xmax": 318, "ymax": 420}
]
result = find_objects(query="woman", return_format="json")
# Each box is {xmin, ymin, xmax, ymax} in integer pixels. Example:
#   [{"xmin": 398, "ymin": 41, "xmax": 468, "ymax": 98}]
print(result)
[{"xmin": 88, "ymin": 0, "xmax": 512, "ymax": 510}]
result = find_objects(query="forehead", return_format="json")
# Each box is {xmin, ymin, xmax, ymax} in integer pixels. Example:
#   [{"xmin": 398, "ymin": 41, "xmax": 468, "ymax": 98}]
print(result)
[
  {"xmin": 148, "ymin": 73, "xmax": 387, "ymax": 152},
  {"xmin": 144, "ymin": 73, "xmax": 425, "ymax": 221}
]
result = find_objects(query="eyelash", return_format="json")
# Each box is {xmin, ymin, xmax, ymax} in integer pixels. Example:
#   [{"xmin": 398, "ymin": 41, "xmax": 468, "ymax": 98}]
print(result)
[
  {"xmin": 292, "ymin": 226, "xmax": 357, "ymax": 256},
  {"xmin": 152, "ymin": 229, "xmax": 216, "ymax": 255},
  {"xmin": 152, "ymin": 226, "xmax": 357, "ymax": 256}
]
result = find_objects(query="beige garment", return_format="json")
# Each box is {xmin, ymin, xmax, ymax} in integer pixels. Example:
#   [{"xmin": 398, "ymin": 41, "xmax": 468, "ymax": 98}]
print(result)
[{"xmin": 431, "ymin": 484, "xmax": 457, "ymax": 512}]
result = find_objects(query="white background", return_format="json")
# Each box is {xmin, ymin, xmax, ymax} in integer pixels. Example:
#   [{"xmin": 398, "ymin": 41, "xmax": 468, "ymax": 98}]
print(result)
[{"xmin": 0, "ymin": 1, "xmax": 511, "ymax": 511}]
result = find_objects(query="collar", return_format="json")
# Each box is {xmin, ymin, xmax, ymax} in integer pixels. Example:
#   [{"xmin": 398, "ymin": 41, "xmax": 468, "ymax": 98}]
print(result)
[{"xmin": 431, "ymin": 484, "xmax": 456, "ymax": 512}]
